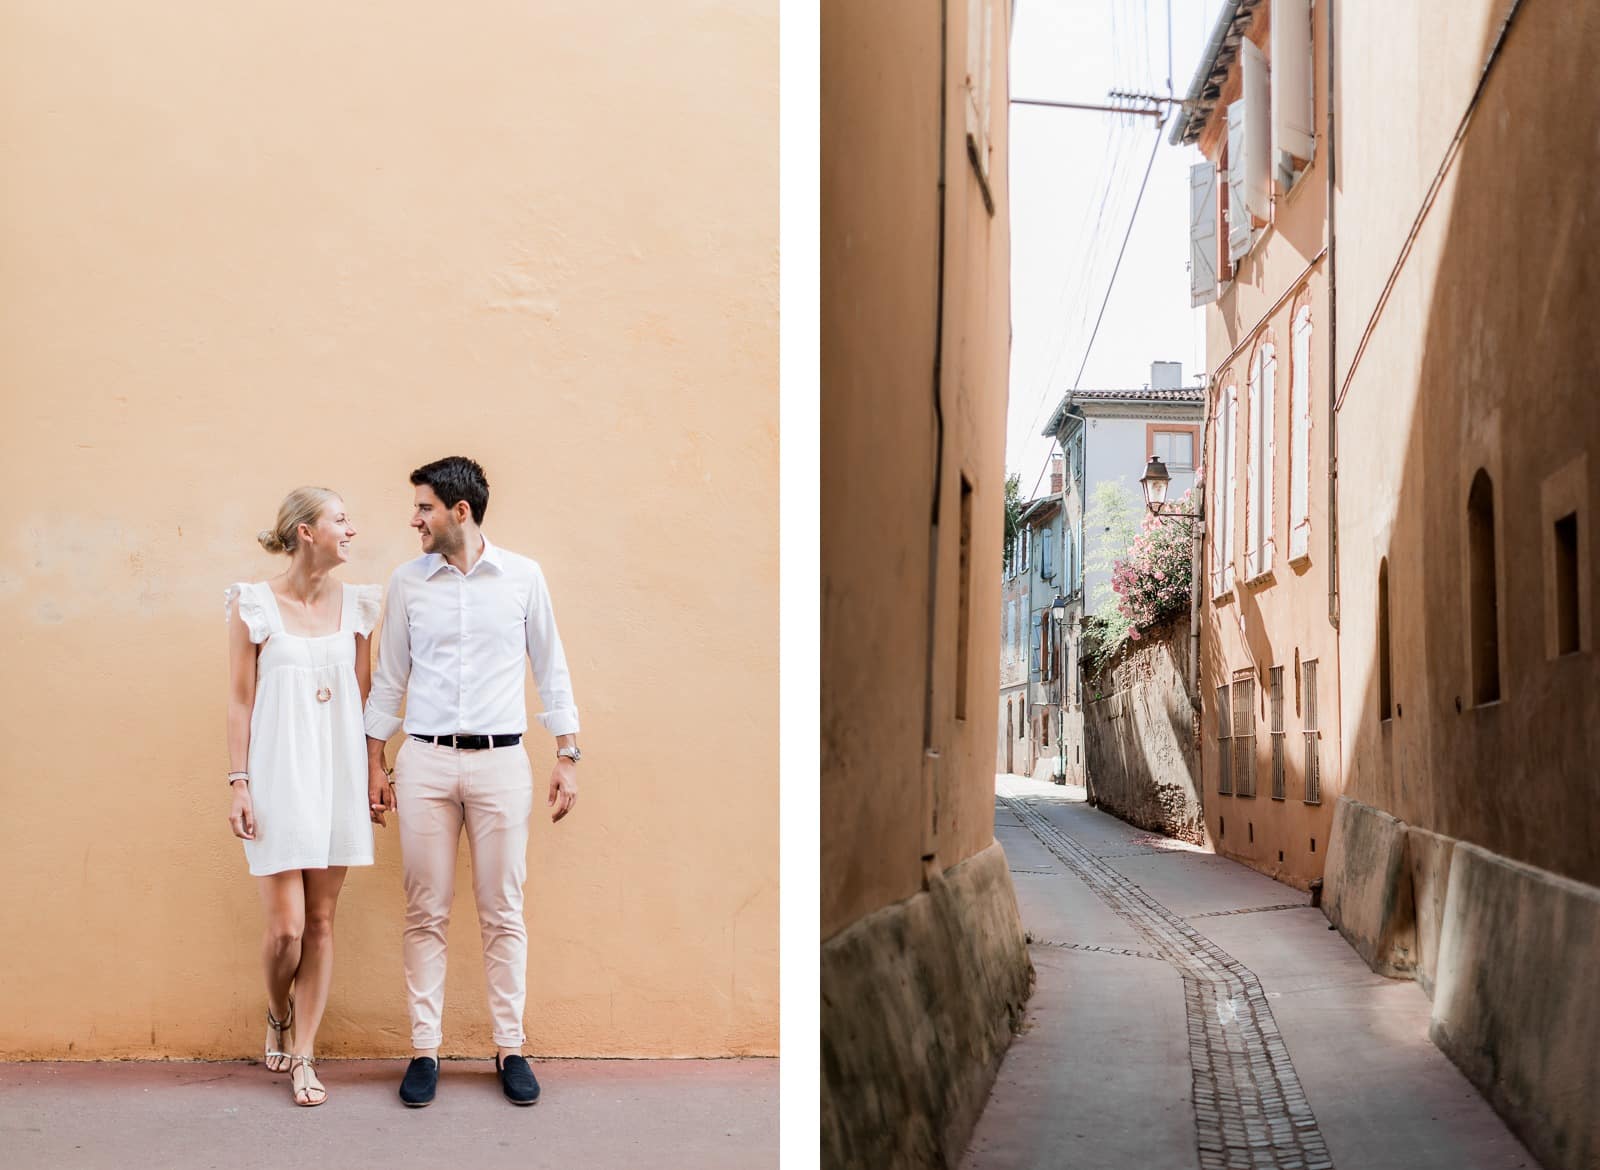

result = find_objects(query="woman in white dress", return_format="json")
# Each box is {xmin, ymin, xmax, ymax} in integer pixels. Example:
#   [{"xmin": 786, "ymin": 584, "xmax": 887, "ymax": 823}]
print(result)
[{"xmin": 224, "ymin": 486, "xmax": 386, "ymax": 1107}]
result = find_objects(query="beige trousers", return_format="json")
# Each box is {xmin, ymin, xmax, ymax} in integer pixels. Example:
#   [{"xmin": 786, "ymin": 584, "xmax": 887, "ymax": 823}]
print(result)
[{"xmin": 394, "ymin": 737, "xmax": 534, "ymax": 1049}]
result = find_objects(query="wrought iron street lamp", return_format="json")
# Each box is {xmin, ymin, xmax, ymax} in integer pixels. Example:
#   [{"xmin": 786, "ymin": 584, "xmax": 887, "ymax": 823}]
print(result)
[
  {"xmin": 1138, "ymin": 453, "xmax": 1206, "ymax": 707},
  {"xmin": 1140, "ymin": 455, "xmax": 1201, "ymax": 519}
]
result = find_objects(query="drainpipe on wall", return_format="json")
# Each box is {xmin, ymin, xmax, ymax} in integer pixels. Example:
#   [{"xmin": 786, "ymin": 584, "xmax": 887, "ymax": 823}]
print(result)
[
  {"xmin": 1190, "ymin": 378, "xmax": 1211, "ymax": 707},
  {"xmin": 919, "ymin": 0, "xmax": 951, "ymax": 876}
]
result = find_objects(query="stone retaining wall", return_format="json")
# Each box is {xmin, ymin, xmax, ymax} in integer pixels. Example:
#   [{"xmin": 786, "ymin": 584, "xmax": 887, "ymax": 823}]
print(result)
[{"xmin": 1082, "ymin": 616, "xmax": 1205, "ymax": 845}]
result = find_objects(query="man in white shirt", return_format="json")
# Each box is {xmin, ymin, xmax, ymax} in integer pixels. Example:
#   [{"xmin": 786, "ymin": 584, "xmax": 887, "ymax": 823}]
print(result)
[{"xmin": 363, "ymin": 456, "xmax": 580, "ymax": 1108}]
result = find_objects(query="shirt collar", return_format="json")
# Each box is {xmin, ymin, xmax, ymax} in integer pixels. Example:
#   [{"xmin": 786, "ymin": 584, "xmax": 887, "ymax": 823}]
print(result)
[{"xmin": 423, "ymin": 534, "xmax": 505, "ymax": 579}]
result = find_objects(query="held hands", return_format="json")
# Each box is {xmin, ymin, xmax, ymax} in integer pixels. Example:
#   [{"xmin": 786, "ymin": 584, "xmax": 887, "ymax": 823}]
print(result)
[
  {"xmin": 548, "ymin": 760, "xmax": 578, "ymax": 823},
  {"xmin": 228, "ymin": 782, "xmax": 256, "ymax": 840},
  {"xmin": 368, "ymin": 764, "xmax": 397, "ymax": 827}
]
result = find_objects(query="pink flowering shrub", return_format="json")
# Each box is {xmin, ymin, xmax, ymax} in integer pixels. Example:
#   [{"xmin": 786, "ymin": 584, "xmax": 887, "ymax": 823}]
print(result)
[{"xmin": 1109, "ymin": 488, "xmax": 1198, "ymax": 631}]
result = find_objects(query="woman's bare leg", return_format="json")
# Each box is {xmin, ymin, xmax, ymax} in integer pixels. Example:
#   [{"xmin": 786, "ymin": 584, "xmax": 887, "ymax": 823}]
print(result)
[
  {"xmin": 257, "ymin": 871, "xmax": 306, "ymax": 1071},
  {"xmin": 286, "ymin": 867, "xmax": 348, "ymax": 1103}
]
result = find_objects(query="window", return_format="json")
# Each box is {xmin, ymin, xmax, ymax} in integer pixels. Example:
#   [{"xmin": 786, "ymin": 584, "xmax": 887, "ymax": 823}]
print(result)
[
  {"xmin": 1040, "ymin": 610, "xmax": 1054, "ymax": 682},
  {"xmin": 964, "ymin": 0, "xmax": 997, "ymax": 214},
  {"xmin": 1232, "ymin": 675, "xmax": 1257, "ymax": 797},
  {"xmin": 1150, "ymin": 427, "xmax": 1198, "ymax": 472},
  {"xmin": 1542, "ymin": 459, "xmax": 1589, "ymax": 659},
  {"xmin": 1289, "ymin": 307, "xmax": 1312, "ymax": 560},
  {"xmin": 1212, "ymin": 382, "xmax": 1238, "ymax": 597},
  {"xmin": 1554, "ymin": 512, "xmax": 1580, "ymax": 656},
  {"xmin": 1041, "ymin": 527, "xmax": 1054, "ymax": 580},
  {"xmin": 1196, "ymin": 2, "xmax": 1315, "ymax": 280},
  {"xmin": 1468, "ymin": 470, "xmax": 1501, "ymax": 705},
  {"xmin": 1227, "ymin": 38, "xmax": 1271, "ymax": 262},
  {"xmin": 1022, "ymin": 527, "xmax": 1031, "ymax": 575},
  {"xmin": 1303, "ymin": 659, "xmax": 1321, "ymax": 804},
  {"xmin": 1378, "ymin": 559, "xmax": 1393, "ymax": 721},
  {"xmin": 1030, "ymin": 611, "xmax": 1041, "ymax": 681},
  {"xmin": 1271, "ymin": 0, "xmax": 1316, "ymax": 182},
  {"xmin": 1245, "ymin": 345, "xmax": 1276, "ymax": 580},
  {"xmin": 1216, "ymin": 683, "xmax": 1234, "ymax": 795},
  {"xmin": 1270, "ymin": 667, "xmax": 1286, "ymax": 800}
]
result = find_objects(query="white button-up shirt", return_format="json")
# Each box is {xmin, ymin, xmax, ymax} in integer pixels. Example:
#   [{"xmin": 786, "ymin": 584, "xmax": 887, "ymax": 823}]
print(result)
[{"xmin": 363, "ymin": 537, "xmax": 580, "ymax": 740}]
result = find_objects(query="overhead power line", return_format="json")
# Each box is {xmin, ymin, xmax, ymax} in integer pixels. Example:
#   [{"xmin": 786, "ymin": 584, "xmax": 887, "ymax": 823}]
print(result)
[{"xmin": 1020, "ymin": 117, "xmax": 1167, "ymax": 505}]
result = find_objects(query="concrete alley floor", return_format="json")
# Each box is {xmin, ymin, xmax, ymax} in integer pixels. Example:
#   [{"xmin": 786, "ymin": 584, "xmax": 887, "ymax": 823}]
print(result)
[
  {"xmin": 963, "ymin": 775, "xmax": 1537, "ymax": 1170},
  {"xmin": 0, "ymin": 1056, "xmax": 776, "ymax": 1170}
]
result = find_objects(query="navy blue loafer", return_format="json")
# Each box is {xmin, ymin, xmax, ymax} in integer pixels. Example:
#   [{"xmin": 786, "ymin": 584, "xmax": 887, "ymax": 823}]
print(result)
[
  {"xmin": 495, "ymin": 1053, "xmax": 540, "ymax": 1106},
  {"xmin": 399, "ymin": 1056, "xmax": 439, "ymax": 1107}
]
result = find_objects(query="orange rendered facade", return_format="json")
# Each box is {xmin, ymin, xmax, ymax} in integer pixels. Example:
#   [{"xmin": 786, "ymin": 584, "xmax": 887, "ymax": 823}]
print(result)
[{"xmin": 0, "ymin": 1, "xmax": 777, "ymax": 1059}]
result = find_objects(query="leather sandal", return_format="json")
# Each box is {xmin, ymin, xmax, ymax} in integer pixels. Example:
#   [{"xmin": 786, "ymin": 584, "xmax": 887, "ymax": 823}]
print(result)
[
  {"xmin": 265, "ymin": 997, "xmax": 295, "ymax": 1074},
  {"xmin": 289, "ymin": 1055, "xmax": 327, "ymax": 1107}
]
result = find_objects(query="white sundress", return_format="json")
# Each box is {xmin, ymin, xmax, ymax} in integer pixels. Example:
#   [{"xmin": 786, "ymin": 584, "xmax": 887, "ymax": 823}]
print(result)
[{"xmin": 226, "ymin": 580, "xmax": 383, "ymax": 877}]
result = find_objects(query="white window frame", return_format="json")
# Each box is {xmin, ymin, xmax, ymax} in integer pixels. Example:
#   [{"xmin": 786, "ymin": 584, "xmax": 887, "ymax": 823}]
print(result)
[{"xmin": 1152, "ymin": 428, "xmax": 1197, "ymax": 472}]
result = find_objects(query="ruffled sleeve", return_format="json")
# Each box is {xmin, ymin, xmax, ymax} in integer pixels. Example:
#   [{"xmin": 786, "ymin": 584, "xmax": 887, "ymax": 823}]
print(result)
[
  {"xmin": 225, "ymin": 582, "xmax": 271, "ymax": 644},
  {"xmin": 353, "ymin": 583, "xmax": 384, "ymax": 638}
]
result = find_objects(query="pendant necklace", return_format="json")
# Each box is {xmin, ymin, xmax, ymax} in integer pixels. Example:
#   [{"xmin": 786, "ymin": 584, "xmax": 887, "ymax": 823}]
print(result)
[{"xmin": 307, "ymin": 596, "xmax": 337, "ymax": 703}]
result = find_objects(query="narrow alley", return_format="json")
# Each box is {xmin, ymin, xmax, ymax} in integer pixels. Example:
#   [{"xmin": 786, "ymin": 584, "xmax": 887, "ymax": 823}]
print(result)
[
  {"xmin": 823, "ymin": 2, "xmax": 1599, "ymax": 1167},
  {"xmin": 962, "ymin": 775, "xmax": 1535, "ymax": 1170}
]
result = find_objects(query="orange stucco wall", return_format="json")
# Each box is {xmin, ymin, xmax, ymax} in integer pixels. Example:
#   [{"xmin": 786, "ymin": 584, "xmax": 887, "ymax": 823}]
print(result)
[
  {"xmin": 821, "ymin": 0, "xmax": 1012, "ymax": 941},
  {"xmin": 1333, "ymin": 0, "xmax": 1600, "ymax": 885},
  {"xmin": 0, "ymin": 1, "xmax": 777, "ymax": 1058},
  {"xmin": 1196, "ymin": 2, "xmax": 1341, "ymax": 889}
]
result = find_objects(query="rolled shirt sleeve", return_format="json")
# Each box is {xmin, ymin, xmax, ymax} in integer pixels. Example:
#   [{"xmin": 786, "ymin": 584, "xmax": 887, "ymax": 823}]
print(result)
[
  {"xmin": 526, "ymin": 565, "xmax": 580, "ymax": 737},
  {"xmin": 363, "ymin": 570, "xmax": 411, "ymax": 740}
]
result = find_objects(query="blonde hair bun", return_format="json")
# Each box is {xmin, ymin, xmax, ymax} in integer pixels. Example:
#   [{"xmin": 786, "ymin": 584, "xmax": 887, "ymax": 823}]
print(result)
[{"xmin": 260, "ymin": 487, "xmax": 338, "ymax": 556}]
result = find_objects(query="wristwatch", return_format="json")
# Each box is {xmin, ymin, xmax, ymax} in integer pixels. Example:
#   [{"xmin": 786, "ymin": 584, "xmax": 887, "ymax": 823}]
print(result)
[{"xmin": 557, "ymin": 746, "xmax": 582, "ymax": 764}]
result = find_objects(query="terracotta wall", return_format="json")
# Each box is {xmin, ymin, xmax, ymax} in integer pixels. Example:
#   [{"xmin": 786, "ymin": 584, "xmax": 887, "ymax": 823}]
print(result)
[
  {"xmin": 1333, "ymin": 0, "xmax": 1600, "ymax": 885},
  {"xmin": 1196, "ymin": 3, "xmax": 1340, "ymax": 889},
  {"xmin": 0, "ymin": 0, "xmax": 777, "ymax": 1058},
  {"xmin": 821, "ymin": 0, "xmax": 1012, "ymax": 940}
]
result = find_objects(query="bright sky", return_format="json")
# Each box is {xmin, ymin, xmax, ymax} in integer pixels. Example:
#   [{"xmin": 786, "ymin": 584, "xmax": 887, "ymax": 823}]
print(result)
[{"xmin": 1006, "ymin": 0, "xmax": 1225, "ymax": 500}]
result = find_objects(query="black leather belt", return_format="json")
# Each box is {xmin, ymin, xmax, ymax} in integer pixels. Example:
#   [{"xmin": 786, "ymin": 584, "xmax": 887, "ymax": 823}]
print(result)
[{"xmin": 412, "ymin": 733, "xmax": 522, "ymax": 750}]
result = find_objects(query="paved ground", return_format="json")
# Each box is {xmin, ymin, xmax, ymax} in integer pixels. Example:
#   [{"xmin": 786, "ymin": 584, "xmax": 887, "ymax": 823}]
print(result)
[
  {"xmin": 962, "ymin": 775, "xmax": 1538, "ymax": 1170},
  {"xmin": 0, "ymin": 1056, "xmax": 777, "ymax": 1170}
]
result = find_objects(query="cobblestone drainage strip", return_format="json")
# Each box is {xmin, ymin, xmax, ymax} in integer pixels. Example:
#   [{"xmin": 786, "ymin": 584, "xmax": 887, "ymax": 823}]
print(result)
[
  {"xmin": 1188, "ymin": 903, "xmax": 1309, "ymax": 920},
  {"xmin": 1002, "ymin": 795, "xmax": 1336, "ymax": 1170}
]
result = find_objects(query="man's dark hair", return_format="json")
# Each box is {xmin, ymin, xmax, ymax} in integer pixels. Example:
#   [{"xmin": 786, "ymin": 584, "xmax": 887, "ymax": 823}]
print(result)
[{"xmin": 410, "ymin": 456, "xmax": 490, "ymax": 525}]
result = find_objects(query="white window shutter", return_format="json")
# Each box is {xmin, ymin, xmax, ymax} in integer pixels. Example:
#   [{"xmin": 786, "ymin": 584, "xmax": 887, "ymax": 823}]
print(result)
[
  {"xmin": 1225, "ymin": 384, "xmax": 1238, "ymax": 592},
  {"xmin": 1290, "ymin": 309, "xmax": 1313, "ymax": 559},
  {"xmin": 1272, "ymin": 0, "xmax": 1316, "ymax": 164},
  {"xmin": 1190, "ymin": 162, "xmax": 1219, "ymax": 307},
  {"xmin": 1241, "ymin": 39, "xmax": 1272, "ymax": 225},
  {"xmin": 1260, "ymin": 347, "xmax": 1277, "ymax": 571},
  {"xmin": 1227, "ymin": 103, "xmax": 1251, "ymax": 260},
  {"xmin": 1214, "ymin": 382, "xmax": 1238, "ymax": 596},
  {"xmin": 1246, "ymin": 357, "xmax": 1261, "ymax": 579},
  {"xmin": 1210, "ymin": 407, "xmax": 1224, "ymax": 595}
]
